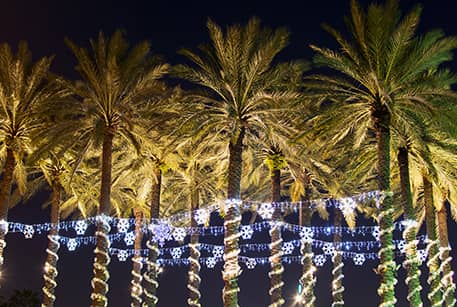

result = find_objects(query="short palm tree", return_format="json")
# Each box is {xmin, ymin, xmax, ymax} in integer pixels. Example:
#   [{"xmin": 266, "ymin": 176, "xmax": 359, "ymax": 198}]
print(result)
[
  {"xmin": 304, "ymin": 1, "xmax": 457, "ymax": 304},
  {"xmin": 63, "ymin": 31, "xmax": 168, "ymax": 307},
  {"xmin": 175, "ymin": 18, "xmax": 302, "ymax": 306}
]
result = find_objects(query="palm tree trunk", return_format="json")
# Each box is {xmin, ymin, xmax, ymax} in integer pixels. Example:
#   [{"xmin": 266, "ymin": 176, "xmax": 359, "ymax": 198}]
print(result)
[
  {"xmin": 0, "ymin": 148, "xmax": 16, "ymax": 276},
  {"xmin": 42, "ymin": 176, "xmax": 61, "ymax": 307},
  {"xmin": 437, "ymin": 201, "xmax": 456, "ymax": 306},
  {"xmin": 423, "ymin": 176, "xmax": 443, "ymax": 307},
  {"xmin": 397, "ymin": 147, "xmax": 422, "ymax": 306},
  {"xmin": 143, "ymin": 165, "xmax": 161, "ymax": 307},
  {"xmin": 188, "ymin": 185, "xmax": 201, "ymax": 307},
  {"xmin": 223, "ymin": 128, "xmax": 244, "ymax": 307},
  {"xmin": 331, "ymin": 208, "xmax": 344, "ymax": 307},
  {"xmin": 269, "ymin": 168, "xmax": 284, "ymax": 307},
  {"xmin": 131, "ymin": 208, "xmax": 144, "ymax": 307},
  {"xmin": 373, "ymin": 110, "xmax": 397, "ymax": 307},
  {"xmin": 91, "ymin": 129, "xmax": 114, "ymax": 307}
]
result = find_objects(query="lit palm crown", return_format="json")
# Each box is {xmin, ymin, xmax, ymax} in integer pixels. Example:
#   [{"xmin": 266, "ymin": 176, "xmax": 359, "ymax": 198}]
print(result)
[
  {"xmin": 305, "ymin": 0, "xmax": 457, "ymax": 149},
  {"xmin": 175, "ymin": 17, "xmax": 303, "ymax": 149},
  {"xmin": 0, "ymin": 42, "xmax": 68, "ymax": 194}
]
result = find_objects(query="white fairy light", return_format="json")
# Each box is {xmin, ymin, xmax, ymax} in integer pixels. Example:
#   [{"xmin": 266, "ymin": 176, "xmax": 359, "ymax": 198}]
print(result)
[
  {"xmin": 117, "ymin": 219, "xmax": 130, "ymax": 233},
  {"xmin": 314, "ymin": 255, "xmax": 326, "ymax": 267},
  {"xmin": 353, "ymin": 254, "xmax": 366, "ymax": 266},
  {"xmin": 257, "ymin": 203, "xmax": 274, "ymax": 220},
  {"xmin": 124, "ymin": 232, "xmax": 136, "ymax": 246},
  {"xmin": 23, "ymin": 225, "xmax": 34, "ymax": 239},
  {"xmin": 240, "ymin": 225, "xmax": 254, "ymax": 240},
  {"xmin": 172, "ymin": 227, "xmax": 187, "ymax": 242},
  {"xmin": 67, "ymin": 238, "xmax": 78, "ymax": 251},
  {"xmin": 74, "ymin": 220, "xmax": 88, "ymax": 235}
]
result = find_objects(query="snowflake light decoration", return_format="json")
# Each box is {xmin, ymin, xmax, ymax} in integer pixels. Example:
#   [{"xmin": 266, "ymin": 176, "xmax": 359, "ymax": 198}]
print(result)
[
  {"xmin": 74, "ymin": 220, "xmax": 88, "ymax": 235},
  {"xmin": 322, "ymin": 243, "xmax": 335, "ymax": 256},
  {"xmin": 23, "ymin": 225, "xmax": 34, "ymax": 239},
  {"xmin": 418, "ymin": 249, "xmax": 427, "ymax": 263},
  {"xmin": 246, "ymin": 258, "xmax": 256, "ymax": 269},
  {"xmin": 353, "ymin": 254, "xmax": 366, "ymax": 266},
  {"xmin": 67, "ymin": 238, "xmax": 77, "ymax": 251},
  {"xmin": 282, "ymin": 242, "xmax": 295, "ymax": 255},
  {"xmin": 172, "ymin": 227, "xmax": 187, "ymax": 241},
  {"xmin": 338, "ymin": 197, "xmax": 357, "ymax": 215},
  {"xmin": 258, "ymin": 203, "xmax": 274, "ymax": 220},
  {"xmin": 240, "ymin": 225, "xmax": 254, "ymax": 240},
  {"xmin": 212, "ymin": 246, "xmax": 224, "ymax": 258},
  {"xmin": 397, "ymin": 240, "xmax": 406, "ymax": 253},
  {"xmin": 194, "ymin": 209, "xmax": 210, "ymax": 225},
  {"xmin": 299, "ymin": 227, "xmax": 314, "ymax": 243},
  {"xmin": 206, "ymin": 257, "xmax": 217, "ymax": 268},
  {"xmin": 124, "ymin": 232, "xmax": 136, "ymax": 246},
  {"xmin": 171, "ymin": 247, "xmax": 182, "ymax": 259},
  {"xmin": 314, "ymin": 254, "xmax": 326, "ymax": 267},
  {"xmin": 372, "ymin": 227, "xmax": 380, "ymax": 240},
  {"xmin": 151, "ymin": 223, "xmax": 172, "ymax": 246},
  {"xmin": 117, "ymin": 219, "xmax": 130, "ymax": 233},
  {"xmin": 117, "ymin": 250, "xmax": 128, "ymax": 262}
]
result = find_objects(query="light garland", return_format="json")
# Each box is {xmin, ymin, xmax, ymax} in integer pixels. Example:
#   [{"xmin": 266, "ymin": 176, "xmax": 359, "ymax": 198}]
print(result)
[
  {"xmin": 188, "ymin": 242, "xmax": 201, "ymax": 307},
  {"xmin": 143, "ymin": 239, "xmax": 159, "ymax": 306},
  {"xmin": 0, "ymin": 219, "xmax": 8, "ymax": 280},
  {"xmin": 222, "ymin": 199, "xmax": 242, "ymax": 306},
  {"xmin": 439, "ymin": 246, "xmax": 456, "ymax": 307},
  {"xmin": 131, "ymin": 253, "xmax": 143, "ymax": 307},
  {"xmin": 90, "ymin": 215, "xmax": 111, "ymax": 307},
  {"xmin": 42, "ymin": 232, "xmax": 60, "ymax": 306},
  {"xmin": 401, "ymin": 219, "xmax": 422, "ymax": 307},
  {"xmin": 268, "ymin": 220, "xmax": 285, "ymax": 307},
  {"xmin": 297, "ymin": 236, "xmax": 316, "ymax": 306},
  {"xmin": 331, "ymin": 251, "xmax": 344, "ymax": 307},
  {"xmin": 426, "ymin": 239, "xmax": 444, "ymax": 307}
]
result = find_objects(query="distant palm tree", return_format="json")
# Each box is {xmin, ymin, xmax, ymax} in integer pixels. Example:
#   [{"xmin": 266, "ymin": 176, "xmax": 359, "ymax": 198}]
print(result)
[
  {"xmin": 0, "ymin": 42, "xmax": 67, "ymax": 281},
  {"xmin": 304, "ymin": 0, "xmax": 457, "ymax": 304},
  {"xmin": 64, "ymin": 30, "xmax": 168, "ymax": 307},
  {"xmin": 176, "ymin": 18, "xmax": 302, "ymax": 306}
]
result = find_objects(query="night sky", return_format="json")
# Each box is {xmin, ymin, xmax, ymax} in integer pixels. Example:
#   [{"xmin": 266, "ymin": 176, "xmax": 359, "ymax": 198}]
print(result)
[{"xmin": 2, "ymin": 0, "xmax": 457, "ymax": 306}]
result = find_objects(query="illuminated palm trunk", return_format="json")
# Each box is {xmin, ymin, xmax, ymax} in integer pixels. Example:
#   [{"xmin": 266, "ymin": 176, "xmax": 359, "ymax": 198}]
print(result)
[
  {"xmin": 373, "ymin": 109, "xmax": 397, "ymax": 307},
  {"xmin": 42, "ymin": 176, "xmax": 61, "ymax": 307},
  {"xmin": 188, "ymin": 185, "xmax": 201, "ymax": 307},
  {"xmin": 0, "ymin": 148, "xmax": 16, "ymax": 280},
  {"xmin": 397, "ymin": 147, "xmax": 422, "ymax": 306},
  {"xmin": 331, "ymin": 208, "xmax": 343, "ymax": 307},
  {"xmin": 423, "ymin": 176, "xmax": 443, "ymax": 307},
  {"xmin": 91, "ymin": 129, "xmax": 114, "ymax": 307},
  {"xmin": 223, "ymin": 128, "xmax": 244, "ymax": 307},
  {"xmin": 269, "ymin": 168, "xmax": 284, "ymax": 307},
  {"xmin": 143, "ymin": 166, "xmax": 161, "ymax": 306},
  {"xmin": 299, "ymin": 206, "xmax": 316, "ymax": 307},
  {"xmin": 437, "ymin": 202, "xmax": 456, "ymax": 307},
  {"xmin": 131, "ymin": 209, "xmax": 144, "ymax": 307}
]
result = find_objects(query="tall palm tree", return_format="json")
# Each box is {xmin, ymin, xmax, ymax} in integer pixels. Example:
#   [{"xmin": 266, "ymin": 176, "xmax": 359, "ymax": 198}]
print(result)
[
  {"xmin": 64, "ymin": 31, "xmax": 168, "ymax": 307},
  {"xmin": 175, "ymin": 18, "xmax": 302, "ymax": 306},
  {"xmin": 304, "ymin": 1, "xmax": 457, "ymax": 304},
  {"xmin": 0, "ymin": 42, "xmax": 67, "ymax": 280}
]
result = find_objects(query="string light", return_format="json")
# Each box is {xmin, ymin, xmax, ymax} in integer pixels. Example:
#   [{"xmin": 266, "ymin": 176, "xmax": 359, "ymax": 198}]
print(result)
[{"xmin": 439, "ymin": 245, "xmax": 456, "ymax": 307}]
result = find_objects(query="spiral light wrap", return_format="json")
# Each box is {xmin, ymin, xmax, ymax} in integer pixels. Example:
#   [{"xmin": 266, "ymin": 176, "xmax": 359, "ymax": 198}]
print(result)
[
  {"xmin": 377, "ymin": 204, "xmax": 398, "ymax": 307},
  {"xmin": 298, "ymin": 237, "xmax": 316, "ymax": 307},
  {"xmin": 268, "ymin": 221, "xmax": 284, "ymax": 307},
  {"xmin": 440, "ymin": 246, "xmax": 456, "ymax": 307},
  {"xmin": 331, "ymin": 251, "xmax": 344, "ymax": 307},
  {"xmin": 402, "ymin": 221, "xmax": 422, "ymax": 306},
  {"xmin": 90, "ymin": 216, "xmax": 111, "ymax": 307},
  {"xmin": 143, "ymin": 240, "xmax": 159, "ymax": 306},
  {"xmin": 131, "ymin": 254, "xmax": 143, "ymax": 307},
  {"xmin": 188, "ymin": 242, "xmax": 201, "ymax": 307},
  {"xmin": 426, "ymin": 239, "xmax": 444, "ymax": 307},
  {"xmin": 42, "ymin": 229, "xmax": 60, "ymax": 307},
  {"xmin": 0, "ymin": 220, "xmax": 8, "ymax": 280},
  {"xmin": 222, "ymin": 202, "xmax": 242, "ymax": 307}
]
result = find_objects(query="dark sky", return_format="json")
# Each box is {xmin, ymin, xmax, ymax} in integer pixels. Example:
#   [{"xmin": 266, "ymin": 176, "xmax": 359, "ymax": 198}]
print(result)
[{"xmin": 2, "ymin": 0, "xmax": 457, "ymax": 306}]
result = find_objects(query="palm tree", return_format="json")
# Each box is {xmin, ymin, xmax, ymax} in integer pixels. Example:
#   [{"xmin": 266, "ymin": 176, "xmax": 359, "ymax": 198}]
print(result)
[
  {"xmin": 175, "ymin": 18, "xmax": 302, "ymax": 306},
  {"xmin": 304, "ymin": 1, "xmax": 457, "ymax": 304},
  {"xmin": 0, "ymin": 41, "xmax": 67, "ymax": 280},
  {"xmin": 64, "ymin": 31, "xmax": 168, "ymax": 307}
]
